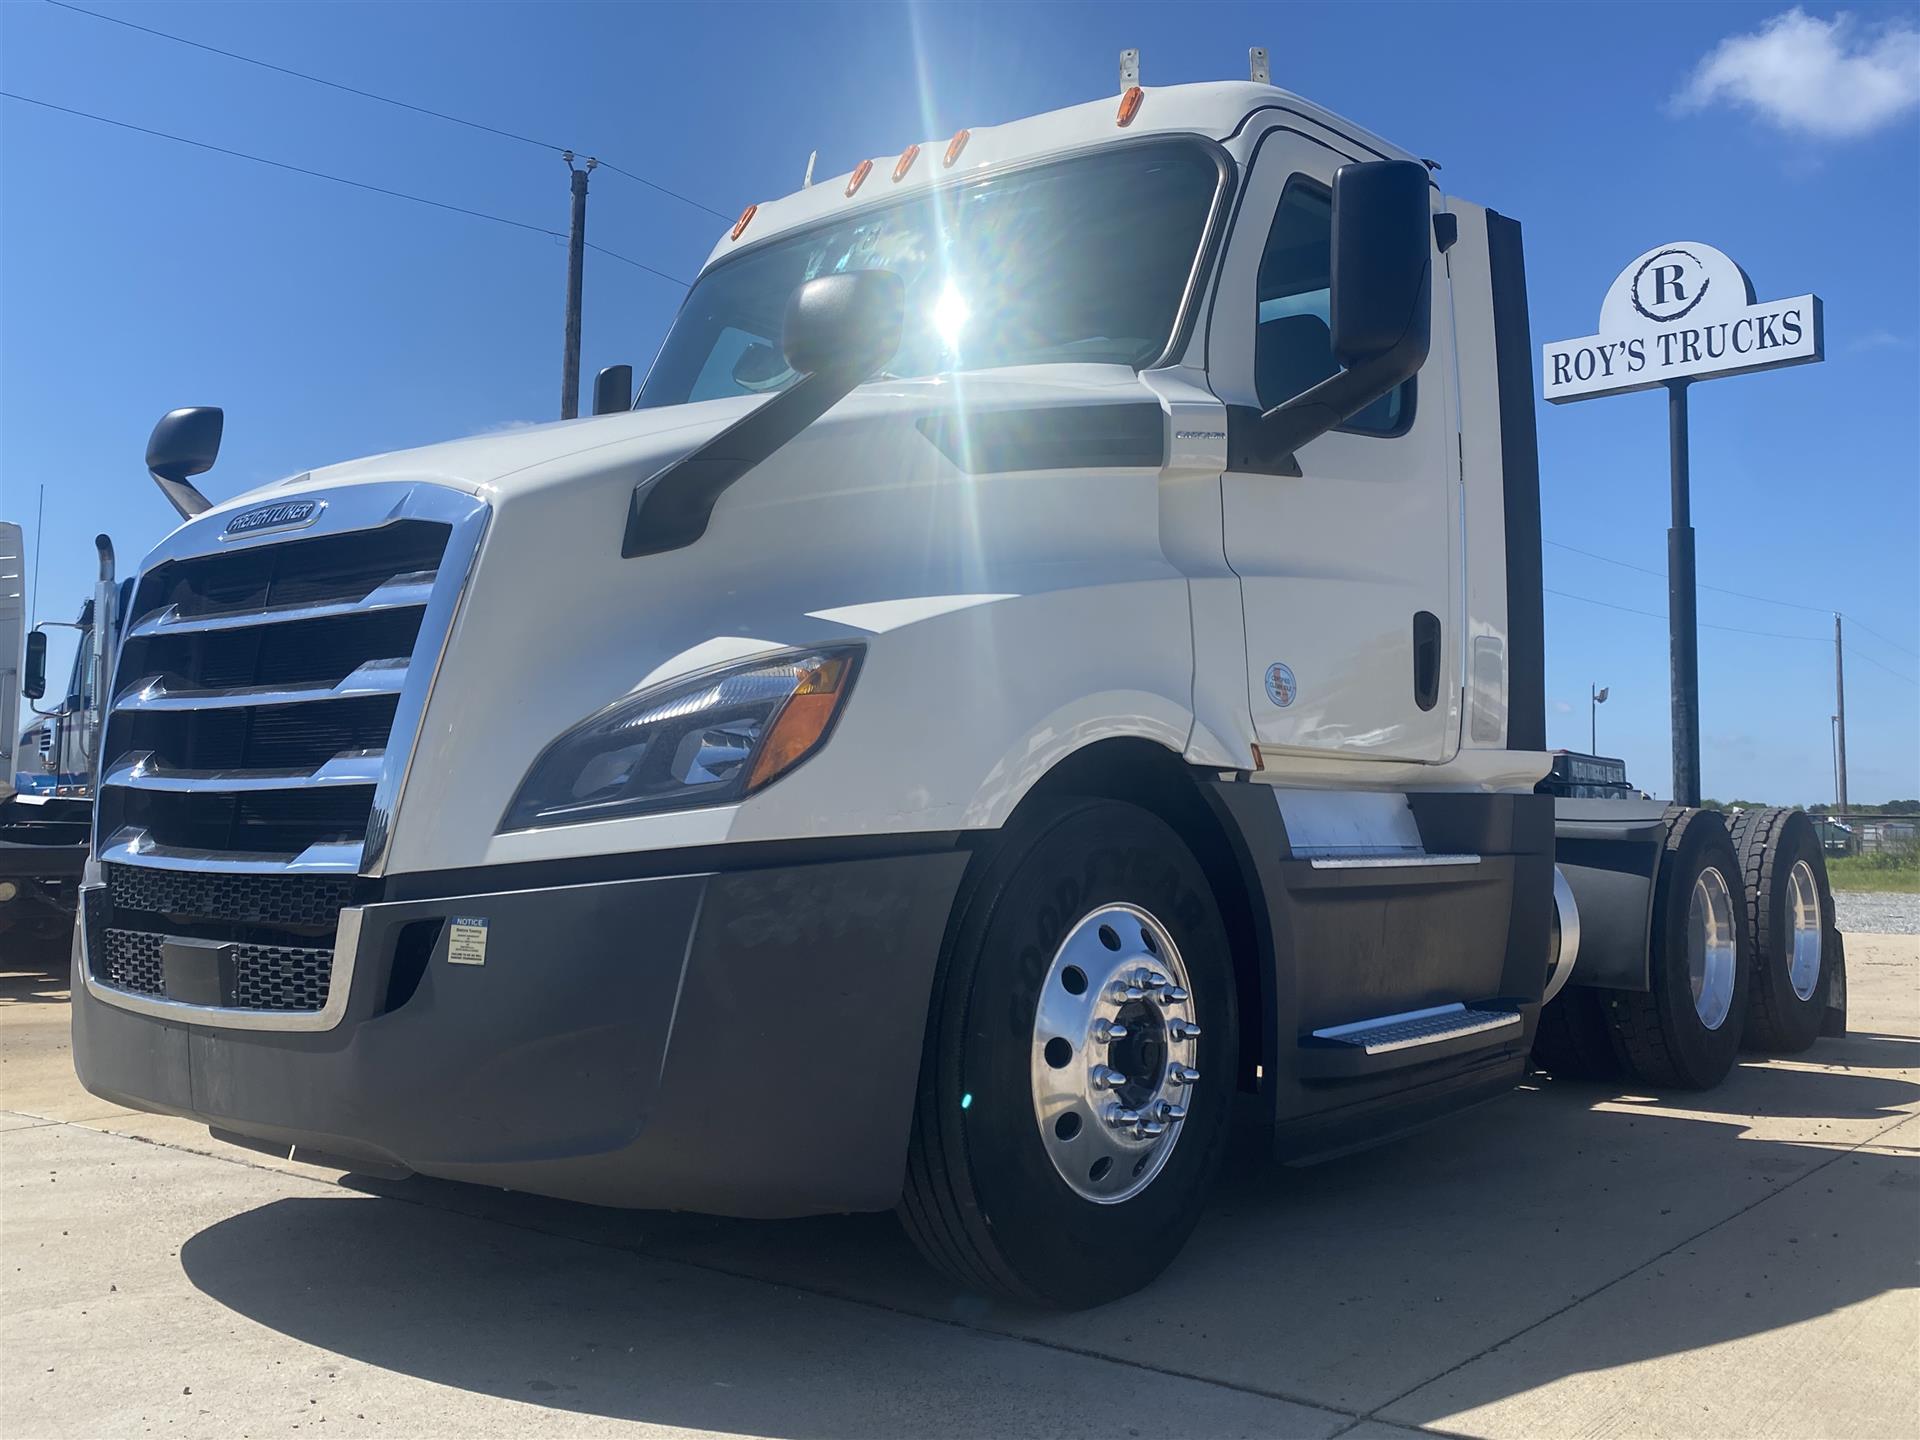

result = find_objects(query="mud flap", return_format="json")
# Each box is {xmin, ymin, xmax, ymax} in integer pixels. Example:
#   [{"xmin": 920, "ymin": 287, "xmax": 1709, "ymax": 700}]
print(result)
[{"xmin": 1820, "ymin": 927, "xmax": 1848, "ymax": 1037}]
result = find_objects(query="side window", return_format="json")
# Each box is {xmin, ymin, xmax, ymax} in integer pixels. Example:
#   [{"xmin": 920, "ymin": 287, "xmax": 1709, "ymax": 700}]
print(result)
[{"xmin": 1255, "ymin": 180, "xmax": 1411, "ymax": 434}]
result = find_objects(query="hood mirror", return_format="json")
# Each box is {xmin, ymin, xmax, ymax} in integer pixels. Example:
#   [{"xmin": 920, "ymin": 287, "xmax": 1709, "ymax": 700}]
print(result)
[
  {"xmin": 592, "ymin": 365, "xmax": 634, "ymax": 416},
  {"xmin": 146, "ymin": 407, "xmax": 223, "ymax": 519}
]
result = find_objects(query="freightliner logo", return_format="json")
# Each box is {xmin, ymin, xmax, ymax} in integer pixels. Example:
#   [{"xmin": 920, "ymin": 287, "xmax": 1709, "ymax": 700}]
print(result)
[{"xmin": 223, "ymin": 498, "xmax": 323, "ymax": 538}]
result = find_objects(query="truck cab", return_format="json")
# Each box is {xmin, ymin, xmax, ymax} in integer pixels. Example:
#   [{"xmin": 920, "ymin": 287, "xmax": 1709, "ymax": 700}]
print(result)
[{"xmin": 71, "ymin": 66, "xmax": 1686, "ymax": 1307}]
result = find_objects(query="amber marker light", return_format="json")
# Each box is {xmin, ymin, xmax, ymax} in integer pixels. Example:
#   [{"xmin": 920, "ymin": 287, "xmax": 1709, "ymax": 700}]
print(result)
[
  {"xmin": 730, "ymin": 203, "xmax": 758, "ymax": 241},
  {"xmin": 943, "ymin": 129, "xmax": 970, "ymax": 167},
  {"xmin": 893, "ymin": 143, "xmax": 920, "ymax": 181},
  {"xmin": 745, "ymin": 652, "xmax": 860, "ymax": 794},
  {"xmin": 846, "ymin": 159, "xmax": 873, "ymax": 197},
  {"xmin": 1116, "ymin": 86, "xmax": 1144, "ymax": 127}
]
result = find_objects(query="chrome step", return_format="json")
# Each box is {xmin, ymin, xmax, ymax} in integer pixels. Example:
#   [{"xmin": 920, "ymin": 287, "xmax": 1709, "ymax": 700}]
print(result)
[{"xmin": 1299, "ymin": 1002, "xmax": 1522, "ymax": 1078}]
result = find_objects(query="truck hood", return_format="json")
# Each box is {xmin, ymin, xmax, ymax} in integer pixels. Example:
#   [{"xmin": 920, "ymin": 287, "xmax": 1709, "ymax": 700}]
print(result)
[{"xmin": 208, "ymin": 363, "xmax": 1152, "ymax": 515}]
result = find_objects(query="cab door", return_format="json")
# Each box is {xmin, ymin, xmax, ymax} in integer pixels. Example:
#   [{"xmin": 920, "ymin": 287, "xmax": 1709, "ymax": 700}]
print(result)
[{"xmin": 1209, "ymin": 126, "xmax": 1459, "ymax": 765}]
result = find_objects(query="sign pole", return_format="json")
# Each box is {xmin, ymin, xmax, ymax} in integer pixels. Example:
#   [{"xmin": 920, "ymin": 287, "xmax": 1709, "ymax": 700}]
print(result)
[{"xmin": 1666, "ymin": 378, "xmax": 1701, "ymax": 806}]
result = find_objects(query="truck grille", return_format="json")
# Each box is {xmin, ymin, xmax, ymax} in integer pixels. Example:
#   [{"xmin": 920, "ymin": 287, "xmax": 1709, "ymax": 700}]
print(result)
[
  {"xmin": 85, "ymin": 489, "xmax": 484, "ymax": 1020},
  {"xmin": 98, "ymin": 517, "xmax": 451, "ymax": 869}
]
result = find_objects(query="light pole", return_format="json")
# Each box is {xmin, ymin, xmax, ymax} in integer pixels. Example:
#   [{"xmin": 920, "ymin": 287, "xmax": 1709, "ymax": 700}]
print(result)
[{"xmin": 1590, "ymin": 684, "xmax": 1609, "ymax": 755}]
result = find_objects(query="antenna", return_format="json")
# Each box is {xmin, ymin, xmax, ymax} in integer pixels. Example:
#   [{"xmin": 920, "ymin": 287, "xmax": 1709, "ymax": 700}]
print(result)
[
  {"xmin": 1249, "ymin": 47, "xmax": 1270, "ymax": 85},
  {"xmin": 1119, "ymin": 49, "xmax": 1140, "ymax": 92},
  {"xmin": 803, "ymin": 150, "xmax": 817, "ymax": 188}
]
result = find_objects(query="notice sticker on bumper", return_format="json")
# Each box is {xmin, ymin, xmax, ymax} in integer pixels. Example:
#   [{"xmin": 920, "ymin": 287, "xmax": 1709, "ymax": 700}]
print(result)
[{"xmin": 447, "ymin": 916, "xmax": 489, "ymax": 966}]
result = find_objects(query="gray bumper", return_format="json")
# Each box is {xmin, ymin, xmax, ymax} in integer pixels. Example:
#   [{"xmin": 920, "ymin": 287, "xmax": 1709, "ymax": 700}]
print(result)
[{"xmin": 72, "ymin": 846, "xmax": 968, "ymax": 1217}]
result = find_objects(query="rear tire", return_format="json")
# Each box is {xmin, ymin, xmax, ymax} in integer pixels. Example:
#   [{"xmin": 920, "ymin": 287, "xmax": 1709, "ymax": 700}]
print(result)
[
  {"xmin": 899, "ymin": 798, "xmax": 1238, "ymax": 1308},
  {"xmin": 1729, "ymin": 808, "xmax": 1832, "ymax": 1053},
  {"xmin": 1603, "ymin": 807, "xmax": 1749, "ymax": 1090}
]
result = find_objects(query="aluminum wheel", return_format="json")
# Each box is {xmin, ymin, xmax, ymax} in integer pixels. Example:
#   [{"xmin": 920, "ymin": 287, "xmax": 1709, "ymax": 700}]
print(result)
[
  {"xmin": 1687, "ymin": 866, "xmax": 1739, "ymax": 1030},
  {"xmin": 1030, "ymin": 903, "xmax": 1199, "ymax": 1204},
  {"xmin": 1786, "ymin": 859, "xmax": 1823, "ymax": 1001}
]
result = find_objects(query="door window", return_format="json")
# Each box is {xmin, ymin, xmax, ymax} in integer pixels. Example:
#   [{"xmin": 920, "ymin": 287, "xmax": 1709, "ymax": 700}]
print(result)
[{"xmin": 1254, "ymin": 182, "xmax": 1411, "ymax": 433}]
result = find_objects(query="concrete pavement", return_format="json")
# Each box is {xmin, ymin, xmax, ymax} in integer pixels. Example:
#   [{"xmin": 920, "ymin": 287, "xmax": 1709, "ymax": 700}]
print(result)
[{"xmin": 3, "ymin": 935, "xmax": 1916, "ymax": 1438}]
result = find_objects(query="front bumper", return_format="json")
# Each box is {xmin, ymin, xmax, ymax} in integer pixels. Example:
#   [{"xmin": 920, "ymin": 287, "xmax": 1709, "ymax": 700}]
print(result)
[{"xmin": 72, "ymin": 844, "xmax": 969, "ymax": 1217}]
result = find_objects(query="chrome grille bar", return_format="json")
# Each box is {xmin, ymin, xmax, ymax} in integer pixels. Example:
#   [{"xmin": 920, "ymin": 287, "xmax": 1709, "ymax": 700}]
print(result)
[
  {"xmin": 124, "ymin": 570, "xmax": 436, "ymax": 639},
  {"xmin": 111, "ymin": 658, "xmax": 409, "ymax": 713},
  {"xmin": 101, "ymin": 749, "xmax": 385, "ymax": 793},
  {"xmin": 100, "ymin": 826, "xmax": 364, "ymax": 875}
]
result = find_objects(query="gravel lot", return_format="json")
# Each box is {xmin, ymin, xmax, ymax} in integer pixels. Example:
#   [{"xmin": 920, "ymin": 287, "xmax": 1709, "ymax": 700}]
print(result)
[{"xmin": 1835, "ymin": 890, "xmax": 1920, "ymax": 935}]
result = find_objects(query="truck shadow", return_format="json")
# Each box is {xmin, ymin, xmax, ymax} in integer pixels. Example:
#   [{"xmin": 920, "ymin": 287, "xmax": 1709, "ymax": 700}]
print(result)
[{"xmin": 177, "ymin": 1030, "xmax": 1919, "ymax": 1432}]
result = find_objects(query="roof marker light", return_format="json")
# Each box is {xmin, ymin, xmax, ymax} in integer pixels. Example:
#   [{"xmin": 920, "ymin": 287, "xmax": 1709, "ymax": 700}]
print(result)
[
  {"xmin": 730, "ymin": 203, "xmax": 757, "ymax": 241},
  {"xmin": 892, "ymin": 143, "xmax": 920, "ymax": 182},
  {"xmin": 943, "ymin": 129, "xmax": 970, "ymax": 167},
  {"xmin": 1117, "ymin": 85, "xmax": 1144, "ymax": 127},
  {"xmin": 846, "ymin": 159, "xmax": 873, "ymax": 197}
]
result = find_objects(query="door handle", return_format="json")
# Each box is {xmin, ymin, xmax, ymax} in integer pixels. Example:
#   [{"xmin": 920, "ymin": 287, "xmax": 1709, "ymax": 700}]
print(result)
[{"xmin": 1413, "ymin": 612, "xmax": 1442, "ymax": 712}]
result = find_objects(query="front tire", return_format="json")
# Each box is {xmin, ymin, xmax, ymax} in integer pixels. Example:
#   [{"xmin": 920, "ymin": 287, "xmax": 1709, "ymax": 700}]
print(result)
[{"xmin": 900, "ymin": 798, "xmax": 1238, "ymax": 1308}]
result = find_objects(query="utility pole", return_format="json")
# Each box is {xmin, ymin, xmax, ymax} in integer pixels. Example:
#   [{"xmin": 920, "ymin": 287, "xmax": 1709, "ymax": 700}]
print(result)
[
  {"xmin": 1666, "ymin": 378, "xmax": 1701, "ymax": 807},
  {"xmin": 559, "ymin": 153, "xmax": 597, "ymax": 420},
  {"xmin": 1833, "ymin": 614, "xmax": 1849, "ymax": 814}
]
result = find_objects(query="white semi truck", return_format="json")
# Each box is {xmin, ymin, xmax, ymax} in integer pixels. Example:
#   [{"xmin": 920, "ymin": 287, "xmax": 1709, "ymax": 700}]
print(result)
[{"xmin": 72, "ymin": 59, "xmax": 1843, "ymax": 1307}]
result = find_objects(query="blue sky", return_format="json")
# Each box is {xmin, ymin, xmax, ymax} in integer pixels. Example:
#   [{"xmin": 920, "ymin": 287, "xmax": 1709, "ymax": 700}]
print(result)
[{"xmin": 3, "ymin": 1, "xmax": 1915, "ymax": 803}]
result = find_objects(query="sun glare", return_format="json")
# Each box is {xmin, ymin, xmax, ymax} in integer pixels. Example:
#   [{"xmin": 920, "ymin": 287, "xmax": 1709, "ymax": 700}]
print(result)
[{"xmin": 933, "ymin": 281, "xmax": 971, "ymax": 354}]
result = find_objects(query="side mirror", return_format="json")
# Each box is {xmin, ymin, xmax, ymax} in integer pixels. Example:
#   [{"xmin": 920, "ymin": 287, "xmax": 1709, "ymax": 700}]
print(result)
[
  {"xmin": 622, "ymin": 271, "xmax": 904, "ymax": 559},
  {"xmin": 782, "ymin": 271, "xmax": 906, "ymax": 381},
  {"xmin": 146, "ymin": 407, "xmax": 223, "ymax": 520},
  {"xmin": 592, "ymin": 364, "xmax": 634, "ymax": 416},
  {"xmin": 22, "ymin": 629, "xmax": 47, "ymax": 702},
  {"xmin": 1255, "ymin": 160, "xmax": 1431, "ymax": 459}
]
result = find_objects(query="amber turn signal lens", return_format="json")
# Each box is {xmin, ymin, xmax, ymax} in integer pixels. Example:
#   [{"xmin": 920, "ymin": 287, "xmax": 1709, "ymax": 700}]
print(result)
[
  {"xmin": 892, "ymin": 143, "xmax": 920, "ymax": 181},
  {"xmin": 745, "ymin": 654, "xmax": 858, "ymax": 794},
  {"xmin": 943, "ymin": 129, "xmax": 970, "ymax": 167},
  {"xmin": 1116, "ymin": 85, "xmax": 1143, "ymax": 127},
  {"xmin": 846, "ymin": 159, "xmax": 873, "ymax": 197},
  {"xmin": 730, "ymin": 203, "xmax": 757, "ymax": 241}
]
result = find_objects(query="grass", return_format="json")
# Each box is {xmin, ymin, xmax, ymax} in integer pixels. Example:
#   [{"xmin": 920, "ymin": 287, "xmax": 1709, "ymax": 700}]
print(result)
[{"xmin": 1825, "ymin": 854, "xmax": 1920, "ymax": 894}]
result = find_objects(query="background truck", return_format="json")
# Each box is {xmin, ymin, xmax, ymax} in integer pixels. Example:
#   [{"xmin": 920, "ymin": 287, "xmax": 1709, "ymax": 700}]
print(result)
[
  {"xmin": 69, "ymin": 55, "xmax": 1842, "ymax": 1308},
  {"xmin": 1, "ymin": 531, "xmax": 118, "ymax": 959}
]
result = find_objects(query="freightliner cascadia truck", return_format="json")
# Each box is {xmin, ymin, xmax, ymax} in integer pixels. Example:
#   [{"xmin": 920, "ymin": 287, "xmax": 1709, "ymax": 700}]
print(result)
[{"xmin": 72, "ymin": 56, "xmax": 1844, "ymax": 1308}]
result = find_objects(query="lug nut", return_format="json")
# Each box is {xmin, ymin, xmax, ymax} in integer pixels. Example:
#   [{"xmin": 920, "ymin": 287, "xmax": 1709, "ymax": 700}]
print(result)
[
  {"xmin": 1167, "ymin": 1063, "xmax": 1199, "ymax": 1086},
  {"xmin": 1109, "ymin": 980, "xmax": 1145, "ymax": 1003},
  {"xmin": 1093, "ymin": 1020, "xmax": 1129, "ymax": 1043},
  {"xmin": 1169, "ymin": 1019, "xmax": 1201, "ymax": 1040},
  {"xmin": 1107, "ymin": 1106, "xmax": 1142, "ymax": 1128},
  {"xmin": 1091, "ymin": 1065, "xmax": 1128, "ymax": 1091},
  {"xmin": 1141, "ymin": 970, "xmax": 1169, "ymax": 991},
  {"xmin": 1136, "ymin": 1118, "xmax": 1168, "ymax": 1138},
  {"xmin": 1156, "ymin": 985, "xmax": 1190, "ymax": 1005},
  {"xmin": 1158, "ymin": 1101, "xmax": 1188, "ymax": 1122}
]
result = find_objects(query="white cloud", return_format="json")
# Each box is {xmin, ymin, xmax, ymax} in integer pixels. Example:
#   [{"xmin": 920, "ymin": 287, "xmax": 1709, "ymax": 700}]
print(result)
[
  {"xmin": 1846, "ymin": 328, "xmax": 1911, "ymax": 352},
  {"xmin": 1673, "ymin": 7, "xmax": 1920, "ymax": 139}
]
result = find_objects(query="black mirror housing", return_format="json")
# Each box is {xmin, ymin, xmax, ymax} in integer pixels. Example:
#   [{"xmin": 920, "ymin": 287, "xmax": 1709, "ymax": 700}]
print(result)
[
  {"xmin": 782, "ymin": 271, "xmax": 905, "ymax": 380},
  {"xmin": 146, "ymin": 407, "xmax": 224, "ymax": 483},
  {"xmin": 22, "ymin": 629, "xmax": 47, "ymax": 702},
  {"xmin": 593, "ymin": 364, "xmax": 634, "ymax": 416},
  {"xmin": 1255, "ymin": 160, "xmax": 1432, "ymax": 459},
  {"xmin": 623, "ymin": 270, "xmax": 906, "ymax": 559},
  {"xmin": 1330, "ymin": 160, "xmax": 1433, "ymax": 370}
]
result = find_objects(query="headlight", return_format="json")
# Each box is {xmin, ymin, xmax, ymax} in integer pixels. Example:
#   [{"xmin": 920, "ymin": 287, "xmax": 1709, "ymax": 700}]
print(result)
[{"xmin": 501, "ymin": 646, "xmax": 861, "ymax": 830}]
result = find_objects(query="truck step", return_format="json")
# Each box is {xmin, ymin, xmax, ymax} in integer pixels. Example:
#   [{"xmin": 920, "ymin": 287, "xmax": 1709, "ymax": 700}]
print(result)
[{"xmin": 1298, "ymin": 1002, "xmax": 1522, "ymax": 1079}]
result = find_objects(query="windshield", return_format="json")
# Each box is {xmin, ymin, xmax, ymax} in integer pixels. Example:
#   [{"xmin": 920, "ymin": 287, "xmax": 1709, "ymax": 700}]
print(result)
[{"xmin": 638, "ymin": 140, "xmax": 1221, "ymax": 408}]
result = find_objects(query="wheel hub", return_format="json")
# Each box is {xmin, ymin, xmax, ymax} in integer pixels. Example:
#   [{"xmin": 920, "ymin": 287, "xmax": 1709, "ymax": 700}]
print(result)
[
  {"xmin": 1687, "ymin": 865, "xmax": 1738, "ymax": 1030},
  {"xmin": 1030, "ymin": 903, "xmax": 1199, "ymax": 1204},
  {"xmin": 1786, "ymin": 858, "xmax": 1822, "ymax": 1001}
]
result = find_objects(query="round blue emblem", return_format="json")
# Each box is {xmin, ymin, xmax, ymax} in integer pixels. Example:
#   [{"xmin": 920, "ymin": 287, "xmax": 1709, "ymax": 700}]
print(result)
[{"xmin": 1265, "ymin": 662, "xmax": 1296, "ymax": 707}]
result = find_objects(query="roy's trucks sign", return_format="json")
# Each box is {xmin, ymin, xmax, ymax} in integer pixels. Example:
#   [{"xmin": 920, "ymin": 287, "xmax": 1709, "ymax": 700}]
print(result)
[{"xmin": 1543, "ymin": 241, "xmax": 1822, "ymax": 403}]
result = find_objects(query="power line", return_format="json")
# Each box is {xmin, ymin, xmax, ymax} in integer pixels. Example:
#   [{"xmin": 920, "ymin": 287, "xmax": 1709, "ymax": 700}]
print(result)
[
  {"xmin": 44, "ymin": 0, "xmax": 731, "ymax": 220},
  {"xmin": 1545, "ymin": 537, "xmax": 1918, "ymax": 659},
  {"xmin": 0, "ymin": 91, "xmax": 688, "ymax": 286},
  {"xmin": 1848, "ymin": 647, "xmax": 1920, "ymax": 687},
  {"xmin": 1545, "ymin": 585, "xmax": 1919, "ymax": 683}
]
